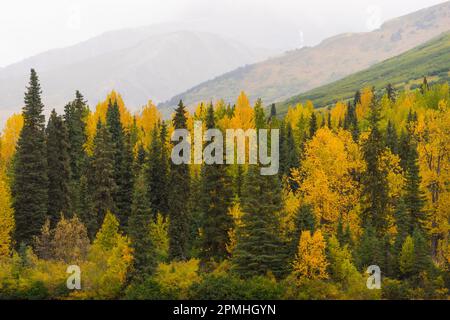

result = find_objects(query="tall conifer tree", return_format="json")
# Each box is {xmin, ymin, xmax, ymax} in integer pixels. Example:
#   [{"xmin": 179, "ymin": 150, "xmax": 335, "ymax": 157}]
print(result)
[
  {"xmin": 168, "ymin": 101, "xmax": 191, "ymax": 260},
  {"xmin": 13, "ymin": 69, "xmax": 48, "ymax": 246},
  {"xmin": 200, "ymin": 104, "xmax": 233, "ymax": 263},
  {"xmin": 233, "ymin": 165, "xmax": 286, "ymax": 278},
  {"xmin": 90, "ymin": 120, "xmax": 117, "ymax": 232},
  {"xmin": 46, "ymin": 110, "xmax": 71, "ymax": 225}
]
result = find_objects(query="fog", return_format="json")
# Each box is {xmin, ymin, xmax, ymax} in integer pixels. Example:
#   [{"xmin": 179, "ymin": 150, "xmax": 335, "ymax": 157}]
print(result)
[{"xmin": 1, "ymin": 0, "xmax": 447, "ymax": 67}]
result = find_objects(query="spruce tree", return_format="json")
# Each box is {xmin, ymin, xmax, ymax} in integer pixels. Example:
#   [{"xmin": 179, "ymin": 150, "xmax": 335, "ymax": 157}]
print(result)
[
  {"xmin": 128, "ymin": 173, "xmax": 156, "ymax": 278},
  {"xmin": 90, "ymin": 120, "xmax": 117, "ymax": 233},
  {"xmin": 361, "ymin": 95, "xmax": 389, "ymax": 235},
  {"xmin": 233, "ymin": 165, "xmax": 286, "ymax": 278},
  {"xmin": 146, "ymin": 122, "xmax": 169, "ymax": 217},
  {"xmin": 64, "ymin": 91, "xmax": 88, "ymax": 182},
  {"xmin": 13, "ymin": 69, "xmax": 48, "ymax": 246},
  {"xmin": 356, "ymin": 224, "xmax": 385, "ymax": 271},
  {"xmin": 46, "ymin": 110, "xmax": 71, "ymax": 225},
  {"xmin": 78, "ymin": 174, "xmax": 95, "ymax": 239},
  {"xmin": 105, "ymin": 100, "xmax": 131, "ymax": 227},
  {"xmin": 270, "ymin": 103, "xmax": 277, "ymax": 119},
  {"xmin": 420, "ymin": 76, "xmax": 429, "ymax": 94},
  {"xmin": 64, "ymin": 91, "xmax": 88, "ymax": 212},
  {"xmin": 386, "ymin": 83, "xmax": 396, "ymax": 103},
  {"xmin": 168, "ymin": 100, "xmax": 191, "ymax": 260},
  {"xmin": 393, "ymin": 199, "xmax": 410, "ymax": 275},
  {"xmin": 117, "ymin": 133, "xmax": 134, "ymax": 227},
  {"xmin": 254, "ymin": 99, "xmax": 266, "ymax": 129},
  {"xmin": 344, "ymin": 101, "xmax": 359, "ymax": 141},
  {"xmin": 280, "ymin": 123, "xmax": 299, "ymax": 180},
  {"xmin": 385, "ymin": 120, "xmax": 398, "ymax": 154},
  {"xmin": 412, "ymin": 228, "xmax": 431, "ymax": 277},
  {"xmin": 309, "ymin": 112, "xmax": 318, "ymax": 138},
  {"xmin": 353, "ymin": 90, "xmax": 361, "ymax": 106},
  {"xmin": 200, "ymin": 104, "xmax": 233, "ymax": 263},
  {"xmin": 404, "ymin": 139, "xmax": 425, "ymax": 231}
]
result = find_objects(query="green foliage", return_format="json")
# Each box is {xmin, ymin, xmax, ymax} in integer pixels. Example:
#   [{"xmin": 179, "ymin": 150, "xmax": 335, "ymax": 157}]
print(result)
[
  {"xmin": 146, "ymin": 122, "xmax": 169, "ymax": 217},
  {"xmin": 46, "ymin": 110, "xmax": 71, "ymax": 224},
  {"xmin": 128, "ymin": 173, "xmax": 156, "ymax": 278},
  {"xmin": 279, "ymin": 32, "xmax": 450, "ymax": 112},
  {"xmin": 89, "ymin": 121, "xmax": 117, "ymax": 233},
  {"xmin": 13, "ymin": 69, "xmax": 48, "ymax": 246},
  {"xmin": 361, "ymin": 95, "xmax": 389, "ymax": 234},
  {"xmin": 233, "ymin": 165, "xmax": 286, "ymax": 279},
  {"xmin": 63, "ymin": 91, "xmax": 88, "ymax": 211},
  {"xmin": 200, "ymin": 104, "xmax": 233, "ymax": 263},
  {"xmin": 399, "ymin": 236, "xmax": 415, "ymax": 277},
  {"xmin": 168, "ymin": 101, "xmax": 191, "ymax": 261}
]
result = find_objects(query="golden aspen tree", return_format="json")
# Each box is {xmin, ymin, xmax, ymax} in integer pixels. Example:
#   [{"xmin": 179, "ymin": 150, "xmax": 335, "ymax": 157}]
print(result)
[
  {"xmin": 0, "ymin": 172, "xmax": 14, "ymax": 257},
  {"xmin": 292, "ymin": 230, "xmax": 328, "ymax": 281},
  {"xmin": 356, "ymin": 87, "xmax": 373, "ymax": 121},
  {"xmin": 330, "ymin": 102, "xmax": 347, "ymax": 128},
  {"xmin": 0, "ymin": 113, "xmax": 23, "ymax": 167},
  {"xmin": 292, "ymin": 127, "xmax": 363, "ymax": 235},
  {"xmin": 136, "ymin": 100, "xmax": 161, "ymax": 148},
  {"xmin": 416, "ymin": 101, "xmax": 450, "ymax": 259},
  {"xmin": 230, "ymin": 91, "xmax": 254, "ymax": 130}
]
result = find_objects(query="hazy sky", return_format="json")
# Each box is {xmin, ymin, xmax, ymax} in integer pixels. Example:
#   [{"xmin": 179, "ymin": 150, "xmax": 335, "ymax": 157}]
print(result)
[{"xmin": 1, "ymin": 0, "xmax": 447, "ymax": 67}]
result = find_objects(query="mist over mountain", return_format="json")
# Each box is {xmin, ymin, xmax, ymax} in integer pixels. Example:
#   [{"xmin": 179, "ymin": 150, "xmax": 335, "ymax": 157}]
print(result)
[
  {"xmin": 161, "ymin": 1, "xmax": 450, "ymax": 111},
  {"xmin": 0, "ymin": 28, "xmax": 274, "ymax": 125}
]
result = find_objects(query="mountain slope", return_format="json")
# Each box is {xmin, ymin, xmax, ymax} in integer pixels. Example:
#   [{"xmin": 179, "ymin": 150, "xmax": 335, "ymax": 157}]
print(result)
[
  {"xmin": 0, "ymin": 29, "xmax": 272, "ymax": 125},
  {"xmin": 161, "ymin": 2, "xmax": 450, "ymax": 110},
  {"xmin": 277, "ymin": 32, "xmax": 450, "ymax": 114}
]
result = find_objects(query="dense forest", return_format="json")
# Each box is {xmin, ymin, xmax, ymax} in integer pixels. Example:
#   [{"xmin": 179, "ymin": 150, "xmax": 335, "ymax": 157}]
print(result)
[{"xmin": 0, "ymin": 69, "xmax": 449, "ymax": 299}]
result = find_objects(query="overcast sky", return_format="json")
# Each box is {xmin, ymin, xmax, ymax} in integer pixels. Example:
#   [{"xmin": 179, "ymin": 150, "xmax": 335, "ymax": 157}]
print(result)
[{"xmin": 0, "ymin": 0, "xmax": 447, "ymax": 67}]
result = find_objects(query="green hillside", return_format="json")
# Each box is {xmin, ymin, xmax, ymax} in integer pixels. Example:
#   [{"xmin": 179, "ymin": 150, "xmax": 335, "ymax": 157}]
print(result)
[{"xmin": 277, "ymin": 32, "xmax": 450, "ymax": 115}]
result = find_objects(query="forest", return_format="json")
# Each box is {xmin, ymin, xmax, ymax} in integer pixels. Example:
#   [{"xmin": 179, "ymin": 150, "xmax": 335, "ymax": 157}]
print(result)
[{"xmin": 0, "ymin": 69, "xmax": 449, "ymax": 300}]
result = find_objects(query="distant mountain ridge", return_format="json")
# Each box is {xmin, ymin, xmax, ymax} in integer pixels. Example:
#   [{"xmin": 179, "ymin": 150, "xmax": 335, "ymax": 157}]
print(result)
[
  {"xmin": 277, "ymin": 32, "xmax": 450, "ymax": 114},
  {"xmin": 0, "ymin": 29, "xmax": 273, "ymax": 126},
  {"xmin": 160, "ymin": 1, "xmax": 450, "ymax": 111}
]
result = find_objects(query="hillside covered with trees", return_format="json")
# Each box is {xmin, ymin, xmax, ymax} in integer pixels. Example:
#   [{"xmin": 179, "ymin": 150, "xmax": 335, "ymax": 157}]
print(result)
[{"xmin": 0, "ymin": 70, "xmax": 449, "ymax": 299}]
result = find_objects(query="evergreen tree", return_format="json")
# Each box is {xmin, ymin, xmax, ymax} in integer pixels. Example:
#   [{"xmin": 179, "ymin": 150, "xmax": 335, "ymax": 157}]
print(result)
[
  {"xmin": 344, "ymin": 101, "xmax": 359, "ymax": 141},
  {"xmin": 386, "ymin": 83, "xmax": 397, "ymax": 103},
  {"xmin": 420, "ymin": 76, "xmax": 429, "ymax": 94},
  {"xmin": 393, "ymin": 199, "xmax": 410, "ymax": 273},
  {"xmin": 412, "ymin": 228, "xmax": 431, "ymax": 277},
  {"xmin": 404, "ymin": 139, "xmax": 425, "ymax": 231},
  {"xmin": 64, "ymin": 91, "xmax": 88, "ymax": 213},
  {"xmin": 233, "ymin": 165, "xmax": 286, "ymax": 278},
  {"xmin": 117, "ymin": 133, "xmax": 134, "ymax": 227},
  {"xmin": 106, "ymin": 100, "xmax": 131, "ymax": 227},
  {"xmin": 146, "ymin": 122, "xmax": 169, "ymax": 217},
  {"xmin": 13, "ymin": 69, "xmax": 48, "ymax": 246},
  {"xmin": 309, "ymin": 112, "xmax": 318, "ymax": 138},
  {"xmin": 270, "ymin": 103, "xmax": 277, "ymax": 119},
  {"xmin": 128, "ymin": 173, "xmax": 156, "ymax": 278},
  {"xmin": 90, "ymin": 120, "xmax": 117, "ymax": 233},
  {"xmin": 361, "ymin": 95, "xmax": 389, "ymax": 235},
  {"xmin": 46, "ymin": 110, "xmax": 71, "ymax": 225},
  {"xmin": 254, "ymin": 98, "xmax": 266, "ymax": 129},
  {"xmin": 64, "ymin": 91, "xmax": 88, "ymax": 182},
  {"xmin": 78, "ymin": 174, "xmax": 95, "ymax": 239},
  {"xmin": 168, "ymin": 100, "xmax": 191, "ymax": 260},
  {"xmin": 353, "ymin": 90, "xmax": 361, "ymax": 106},
  {"xmin": 280, "ymin": 123, "xmax": 299, "ymax": 180},
  {"xmin": 356, "ymin": 224, "xmax": 385, "ymax": 271},
  {"xmin": 385, "ymin": 120, "xmax": 398, "ymax": 154},
  {"xmin": 200, "ymin": 104, "xmax": 233, "ymax": 263}
]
